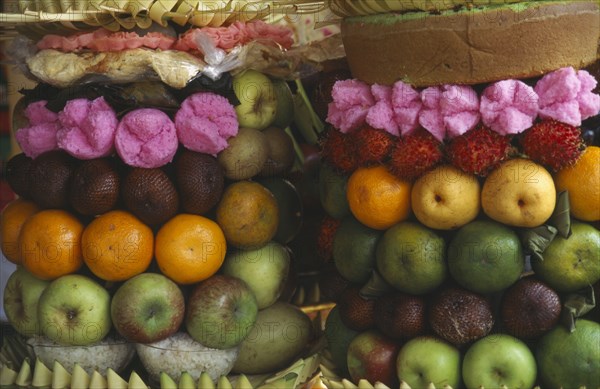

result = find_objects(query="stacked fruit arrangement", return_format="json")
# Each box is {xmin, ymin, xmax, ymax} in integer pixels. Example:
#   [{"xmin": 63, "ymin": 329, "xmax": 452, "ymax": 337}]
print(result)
[
  {"xmin": 0, "ymin": 16, "xmax": 327, "ymax": 385},
  {"xmin": 316, "ymin": 2, "xmax": 600, "ymax": 389}
]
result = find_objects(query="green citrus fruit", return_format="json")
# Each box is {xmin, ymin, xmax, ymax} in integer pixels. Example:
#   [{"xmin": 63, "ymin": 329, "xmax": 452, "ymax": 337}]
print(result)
[
  {"xmin": 333, "ymin": 216, "xmax": 382, "ymax": 284},
  {"xmin": 447, "ymin": 220, "xmax": 524, "ymax": 294},
  {"xmin": 376, "ymin": 222, "xmax": 446, "ymax": 295},
  {"xmin": 319, "ymin": 163, "xmax": 350, "ymax": 219},
  {"xmin": 531, "ymin": 221, "xmax": 600, "ymax": 292},
  {"xmin": 536, "ymin": 319, "xmax": 600, "ymax": 389}
]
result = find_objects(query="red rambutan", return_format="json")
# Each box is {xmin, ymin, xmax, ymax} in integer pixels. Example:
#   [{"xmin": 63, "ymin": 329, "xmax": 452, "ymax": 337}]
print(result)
[
  {"xmin": 446, "ymin": 124, "xmax": 513, "ymax": 176},
  {"xmin": 388, "ymin": 127, "xmax": 444, "ymax": 181},
  {"xmin": 316, "ymin": 215, "xmax": 341, "ymax": 263},
  {"xmin": 350, "ymin": 126, "xmax": 396, "ymax": 167},
  {"xmin": 520, "ymin": 120, "xmax": 585, "ymax": 172},
  {"xmin": 320, "ymin": 127, "xmax": 358, "ymax": 174}
]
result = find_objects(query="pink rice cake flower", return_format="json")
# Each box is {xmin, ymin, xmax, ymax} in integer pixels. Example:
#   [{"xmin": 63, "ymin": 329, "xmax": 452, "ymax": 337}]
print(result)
[
  {"xmin": 480, "ymin": 79, "xmax": 539, "ymax": 135},
  {"xmin": 116, "ymin": 108, "xmax": 179, "ymax": 168},
  {"xmin": 175, "ymin": 92, "xmax": 238, "ymax": 155},
  {"xmin": 366, "ymin": 84, "xmax": 399, "ymax": 136},
  {"xmin": 57, "ymin": 97, "xmax": 118, "ymax": 159},
  {"xmin": 535, "ymin": 67, "xmax": 600, "ymax": 127},
  {"xmin": 326, "ymin": 79, "xmax": 375, "ymax": 133},
  {"xmin": 15, "ymin": 100, "xmax": 60, "ymax": 158},
  {"xmin": 419, "ymin": 85, "xmax": 480, "ymax": 141},
  {"xmin": 391, "ymin": 81, "xmax": 423, "ymax": 136}
]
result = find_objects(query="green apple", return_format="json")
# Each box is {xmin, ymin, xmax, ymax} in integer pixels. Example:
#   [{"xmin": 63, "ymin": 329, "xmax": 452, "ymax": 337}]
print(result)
[
  {"xmin": 462, "ymin": 334, "xmax": 537, "ymax": 389},
  {"xmin": 221, "ymin": 241, "xmax": 290, "ymax": 309},
  {"xmin": 233, "ymin": 70, "xmax": 277, "ymax": 130},
  {"xmin": 232, "ymin": 302, "xmax": 313, "ymax": 374},
  {"xmin": 396, "ymin": 336, "xmax": 461, "ymax": 388},
  {"xmin": 185, "ymin": 275, "xmax": 258, "ymax": 349},
  {"xmin": 37, "ymin": 274, "xmax": 112, "ymax": 346},
  {"xmin": 111, "ymin": 272, "xmax": 185, "ymax": 343},
  {"xmin": 3, "ymin": 267, "xmax": 50, "ymax": 337},
  {"xmin": 271, "ymin": 79, "xmax": 295, "ymax": 129}
]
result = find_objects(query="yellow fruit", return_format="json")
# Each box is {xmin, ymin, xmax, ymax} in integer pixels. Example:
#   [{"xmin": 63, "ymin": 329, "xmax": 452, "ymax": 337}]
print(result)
[
  {"xmin": 554, "ymin": 146, "xmax": 600, "ymax": 221},
  {"xmin": 0, "ymin": 199, "xmax": 39, "ymax": 264},
  {"xmin": 155, "ymin": 214, "xmax": 227, "ymax": 284},
  {"xmin": 82, "ymin": 210, "xmax": 154, "ymax": 282},
  {"xmin": 19, "ymin": 209, "xmax": 84, "ymax": 280},
  {"xmin": 482, "ymin": 158, "xmax": 556, "ymax": 227},
  {"xmin": 346, "ymin": 165, "xmax": 411, "ymax": 230},
  {"xmin": 411, "ymin": 164, "xmax": 480, "ymax": 230},
  {"xmin": 216, "ymin": 181, "xmax": 279, "ymax": 249}
]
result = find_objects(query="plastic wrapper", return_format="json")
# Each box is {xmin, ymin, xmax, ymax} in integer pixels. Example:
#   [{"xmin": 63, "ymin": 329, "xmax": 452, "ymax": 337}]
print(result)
[{"xmin": 7, "ymin": 32, "xmax": 344, "ymax": 89}]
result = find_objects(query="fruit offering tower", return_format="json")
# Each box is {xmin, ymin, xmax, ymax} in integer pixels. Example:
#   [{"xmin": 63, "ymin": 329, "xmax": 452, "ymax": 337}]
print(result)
[
  {"xmin": 317, "ymin": 1, "xmax": 600, "ymax": 388},
  {"xmin": 0, "ymin": 1, "xmax": 341, "ymax": 387}
]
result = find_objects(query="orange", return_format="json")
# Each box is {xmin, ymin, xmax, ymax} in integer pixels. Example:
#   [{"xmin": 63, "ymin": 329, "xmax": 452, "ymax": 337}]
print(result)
[
  {"xmin": 82, "ymin": 210, "xmax": 154, "ymax": 282},
  {"xmin": 19, "ymin": 209, "xmax": 84, "ymax": 280},
  {"xmin": 155, "ymin": 214, "xmax": 226, "ymax": 284},
  {"xmin": 0, "ymin": 199, "xmax": 39, "ymax": 264},
  {"xmin": 554, "ymin": 146, "xmax": 600, "ymax": 221},
  {"xmin": 346, "ymin": 165, "xmax": 412, "ymax": 230}
]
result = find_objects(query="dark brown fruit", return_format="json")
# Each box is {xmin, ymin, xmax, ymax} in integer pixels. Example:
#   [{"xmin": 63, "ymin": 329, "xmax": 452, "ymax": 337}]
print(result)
[
  {"xmin": 122, "ymin": 167, "xmax": 179, "ymax": 226},
  {"xmin": 375, "ymin": 292, "xmax": 426, "ymax": 340},
  {"xmin": 319, "ymin": 264, "xmax": 350, "ymax": 303},
  {"xmin": 29, "ymin": 150, "xmax": 77, "ymax": 209},
  {"xmin": 501, "ymin": 277, "xmax": 562, "ymax": 339},
  {"xmin": 429, "ymin": 287, "xmax": 494, "ymax": 346},
  {"xmin": 5, "ymin": 153, "xmax": 34, "ymax": 199},
  {"xmin": 175, "ymin": 150, "xmax": 224, "ymax": 215},
  {"xmin": 69, "ymin": 158, "xmax": 120, "ymax": 216},
  {"xmin": 338, "ymin": 286, "xmax": 376, "ymax": 331}
]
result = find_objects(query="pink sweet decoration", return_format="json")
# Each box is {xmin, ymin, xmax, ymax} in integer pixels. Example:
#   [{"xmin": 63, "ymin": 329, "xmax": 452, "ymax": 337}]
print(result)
[
  {"xmin": 174, "ymin": 92, "xmax": 239, "ymax": 155},
  {"xmin": 366, "ymin": 84, "xmax": 399, "ymax": 136},
  {"xmin": 535, "ymin": 67, "xmax": 600, "ymax": 127},
  {"xmin": 391, "ymin": 81, "xmax": 422, "ymax": 136},
  {"xmin": 57, "ymin": 97, "xmax": 118, "ymax": 159},
  {"xmin": 480, "ymin": 79, "xmax": 539, "ymax": 135},
  {"xmin": 419, "ymin": 85, "xmax": 480, "ymax": 141},
  {"xmin": 15, "ymin": 101, "xmax": 60, "ymax": 158},
  {"xmin": 326, "ymin": 79, "xmax": 375, "ymax": 133}
]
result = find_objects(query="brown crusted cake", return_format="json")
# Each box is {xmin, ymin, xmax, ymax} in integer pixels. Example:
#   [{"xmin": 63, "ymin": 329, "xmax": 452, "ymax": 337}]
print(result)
[{"xmin": 341, "ymin": 1, "xmax": 600, "ymax": 86}]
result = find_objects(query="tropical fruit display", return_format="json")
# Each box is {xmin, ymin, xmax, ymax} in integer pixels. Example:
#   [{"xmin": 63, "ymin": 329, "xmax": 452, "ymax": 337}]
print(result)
[
  {"xmin": 315, "ymin": 1, "xmax": 600, "ymax": 389},
  {"xmin": 0, "ymin": 3, "xmax": 343, "ymax": 386}
]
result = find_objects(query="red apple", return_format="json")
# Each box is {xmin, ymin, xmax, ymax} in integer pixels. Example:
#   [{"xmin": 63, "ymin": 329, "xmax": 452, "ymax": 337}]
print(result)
[{"xmin": 347, "ymin": 330, "xmax": 401, "ymax": 388}]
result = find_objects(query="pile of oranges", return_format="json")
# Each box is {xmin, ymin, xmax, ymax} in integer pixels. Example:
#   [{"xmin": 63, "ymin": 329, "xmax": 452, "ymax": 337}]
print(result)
[{"xmin": 0, "ymin": 165, "xmax": 287, "ymax": 289}]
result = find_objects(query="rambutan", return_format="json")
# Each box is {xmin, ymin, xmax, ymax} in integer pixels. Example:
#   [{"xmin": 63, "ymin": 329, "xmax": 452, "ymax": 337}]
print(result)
[
  {"xmin": 320, "ymin": 127, "xmax": 358, "ymax": 174},
  {"xmin": 350, "ymin": 126, "xmax": 396, "ymax": 166},
  {"xmin": 446, "ymin": 124, "xmax": 513, "ymax": 176},
  {"xmin": 388, "ymin": 127, "xmax": 444, "ymax": 181},
  {"xmin": 520, "ymin": 120, "xmax": 585, "ymax": 171},
  {"xmin": 316, "ymin": 215, "xmax": 341, "ymax": 263}
]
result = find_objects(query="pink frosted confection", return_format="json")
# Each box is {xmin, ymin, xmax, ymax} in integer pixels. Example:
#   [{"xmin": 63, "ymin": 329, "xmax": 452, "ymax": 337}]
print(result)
[
  {"xmin": 366, "ymin": 84, "xmax": 399, "ymax": 136},
  {"xmin": 535, "ymin": 67, "xmax": 600, "ymax": 127},
  {"xmin": 480, "ymin": 80, "xmax": 539, "ymax": 135},
  {"xmin": 15, "ymin": 100, "xmax": 60, "ymax": 158},
  {"xmin": 115, "ymin": 108, "xmax": 178, "ymax": 168},
  {"xmin": 419, "ymin": 85, "xmax": 480, "ymax": 141},
  {"xmin": 326, "ymin": 79, "xmax": 375, "ymax": 133},
  {"xmin": 391, "ymin": 81, "xmax": 422, "ymax": 136},
  {"xmin": 175, "ymin": 92, "xmax": 238, "ymax": 155},
  {"xmin": 57, "ymin": 97, "xmax": 118, "ymax": 159}
]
